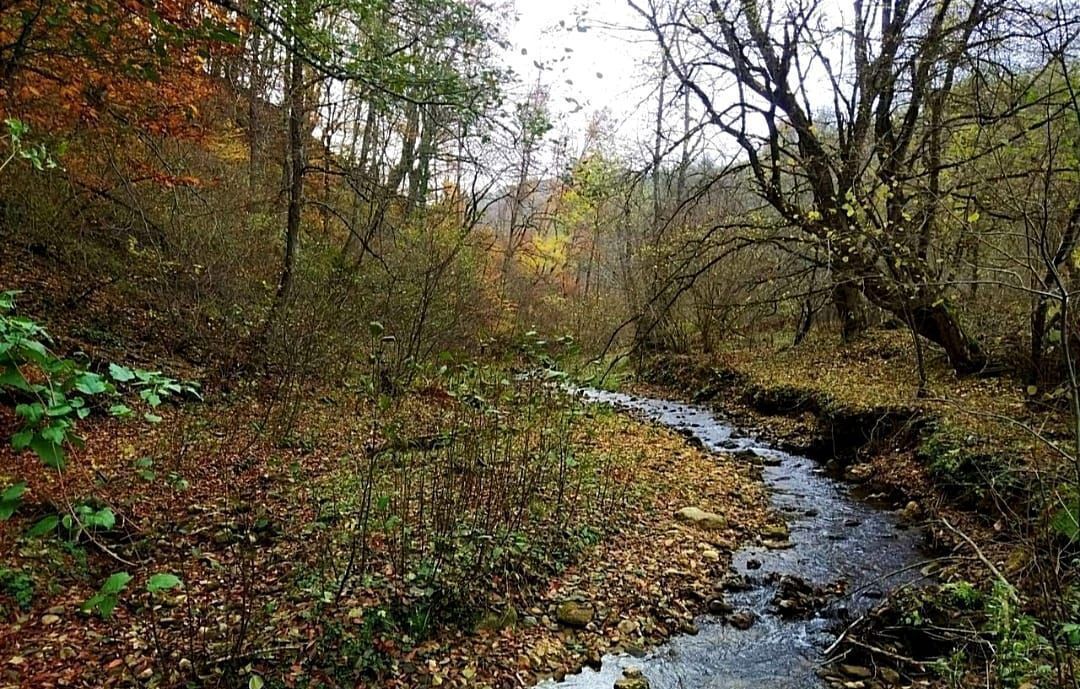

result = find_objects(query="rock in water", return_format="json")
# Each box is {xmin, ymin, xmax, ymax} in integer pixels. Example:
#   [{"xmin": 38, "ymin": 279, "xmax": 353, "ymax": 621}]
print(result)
[
  {"xmin": 614, "ymin": 666, "xmax": 650, "ymax": 689},
  {"xmin": 726, "ymin": 609, "xmax": 757, "ymax": 629},
  {"xmin": 898, "ymin": 500, "xmax": 922, "ymax": 523},
  {"xmin": 675, "ymin": 506, "xmax": 727, "ymax": 530},
  {"xmin": 555, "ymin": 601, "xmax": 594, "ymax": 628}
]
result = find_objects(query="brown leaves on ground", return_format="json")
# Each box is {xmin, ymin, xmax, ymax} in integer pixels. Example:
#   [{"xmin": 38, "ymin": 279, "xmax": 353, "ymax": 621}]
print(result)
[{"xmin": 0, "ymin": 390, "xmax": 769, "ymax": 689}]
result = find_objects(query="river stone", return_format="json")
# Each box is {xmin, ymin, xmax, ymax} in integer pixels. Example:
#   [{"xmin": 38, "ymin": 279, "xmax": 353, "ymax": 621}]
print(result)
[
  {"xmin": 614, "ymin": 666, "xmax": 650, "ymax": 689},
  {"xmin": 726, "ymin": 609, "xmax": 757, "ymax": 629},
  {"xmin": 555, "ymin": 601, "xmax": 594, "ymax": 628},
  {"xmin": 845, "ymin": 463, "xmax": 874, "ymax": 481},
  {"xmin": 840, "ymin": 664, "xmax": 873, "ymax": 680},
  {"xmin": 898, "ymin": 500, "xmax": 922, "ymax": 523},
  {"xmin": 675, "ymin": 507, "xmax": 727, "ymax": 530},
  {"xmin": 734, "ymin": 449, "xmax": 759, "ymax": 462},
  {"xmin": 879, "ymin": 667, "xmax": 901, "ymax": 685},
  {"xmin": 762, "ymin": 522, "xmax": 789, "ymax": 540}
]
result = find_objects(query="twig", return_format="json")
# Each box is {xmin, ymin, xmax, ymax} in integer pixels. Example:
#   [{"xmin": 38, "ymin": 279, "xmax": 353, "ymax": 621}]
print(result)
[
  {"xmin": 211, "ymin": 643, "xmax": 304, "ymax": 665},
  {"xmin": 939, "ymin": 517, "xmax": 1016, "ymax": 600},
  {"xmin": 844, "ymin": 638, "xmax": 927, "ymax": 669},
  {"xmin": 824, "ymin": 611, "xmax": 868, "ymax": 656}
]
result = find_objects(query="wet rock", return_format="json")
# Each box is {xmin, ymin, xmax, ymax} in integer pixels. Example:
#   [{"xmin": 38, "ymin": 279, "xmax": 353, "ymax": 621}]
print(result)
[
  {"xmin": 707, "ymin": 598, "xmax": 733, "ymax": 615},
  {"xmin": 614, "ymin": 666, "xmax": 650, "ymax": 689},
  {"xmin": 764, "ymin": 538, "xmax": 794, "ymax": 550},
  {"xmin": 555, "ymin": 601, "xmax": 594, "ymax": 628},
  {"xmin": 734, "ymin": 449, "xmax": 760, "ymax": 462},
  {"xmin": 844, "ymin": 518, "xmax": 862, "ymax": 527},
  {"xmin": 718, "ymin": 572, "xmax": 751, "ymax": 592},
  {"xmin": 878, "ymin": 667, "xmax": 901, "ymax": 685},
  {"xmin": 675, "ymin": 507, "xmax": 727, "ymax": 530},
  {"xmin": 761, "ymin": 455, "xmax": 783, "ymax": 467},
  {"xmin": 770, "ymin": 574, "xmax": 830, "ymax": 618},
  {"xmin": 898, "ymin": 500, "xmax": 922, "ymax": 523},
  {"xmin": 840, "ymin": 664, "xmax": 873, "ymax": 680},
  {"xmin": 726, "ymin": 609, "xmax": 757, "ymax": 629},
  {"xmin": 745, "ymin": 558, "xmax": 762, "ymax": 570},
  {"xmin": 762, "ymin": 522, "xmax": 789, "ymax": 540},
  {"xmin": 845, "ymin": 463, "xmax": 874, "ymax": 482}
]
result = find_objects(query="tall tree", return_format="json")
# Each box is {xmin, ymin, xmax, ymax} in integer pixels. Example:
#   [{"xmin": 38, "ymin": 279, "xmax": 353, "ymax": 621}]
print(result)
[{"xmin": 627, "ymin": 0, "xmax": 1039, "ymax": 372}]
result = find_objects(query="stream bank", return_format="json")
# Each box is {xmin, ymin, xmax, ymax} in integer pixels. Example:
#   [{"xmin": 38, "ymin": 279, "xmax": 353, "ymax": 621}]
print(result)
[{"xmin": 542, "ymin": 389, "xmax": 930, "ymax": 689}]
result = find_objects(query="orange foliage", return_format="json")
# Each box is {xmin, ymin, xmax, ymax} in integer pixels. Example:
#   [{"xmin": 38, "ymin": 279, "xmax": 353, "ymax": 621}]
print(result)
[{"xmin": 0, "ymin": 0, "xmax": 240, "ymax": 142}]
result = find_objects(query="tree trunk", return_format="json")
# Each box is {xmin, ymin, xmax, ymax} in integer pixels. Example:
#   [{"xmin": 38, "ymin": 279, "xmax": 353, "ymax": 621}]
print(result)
[
  {"xmin": 276, "ymin": 39, "xmax": 305, "ymax": 306},
  {"xmin": 910, "ymin": 301, "xmax": 986, "ymax": 374},
  {"xmin": 833, "ymin": 282, "xmax": 866, "ymax": 342}
]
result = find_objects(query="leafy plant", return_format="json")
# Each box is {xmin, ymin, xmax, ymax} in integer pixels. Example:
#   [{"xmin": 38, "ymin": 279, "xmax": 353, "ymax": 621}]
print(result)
[
  {"xmin": 1, "ymin": 118, "xmax": 62, "ymax": 175},
  {"xmin": 0, "ymin": 482, "xmax": 26, "ymax": 519},
  {"xmin": 146, "ymin": 572, "xmax": 182, "ymax": 594},
  {"xmin": 0, "ymin": 292, "xmax": 199, "ymax": 468},
  {"xmin": 82, "ymin": 571, "xmax": 132, "ymax": 618},
  {"xmin": 0, "ymin": 567, "xmax": 35, "ymax": 611}
]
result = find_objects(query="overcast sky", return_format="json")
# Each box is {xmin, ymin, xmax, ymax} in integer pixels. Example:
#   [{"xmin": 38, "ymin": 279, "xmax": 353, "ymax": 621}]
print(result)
[{"xmin": 499, "ymin": 0, "xmax": 661, "ymax": 161}]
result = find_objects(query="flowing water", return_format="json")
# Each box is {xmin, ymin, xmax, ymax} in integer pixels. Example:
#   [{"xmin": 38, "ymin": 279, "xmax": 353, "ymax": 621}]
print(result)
[{"xmin": 540, "ymin": 389, "xmax": 927, "ymax": 689}]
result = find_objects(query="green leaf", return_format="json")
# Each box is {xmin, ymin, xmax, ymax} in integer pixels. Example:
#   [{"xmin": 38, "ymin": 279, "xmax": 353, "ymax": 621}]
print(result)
[
  {"xmin": 26, "ymin": 514, "xmax": 58, "ymax": 537},
  {"xmin": 249, "ymin": 675, "xmax": 265, "ymax": 689},
  {"xmin": 1051, "ymin": 502, "xmax": 1079, "ymax": 541},
  {"xmin": 147, "ymin": 573, "xmax": 182, "ymax": 593},
  {"xmin": 11, "ymin": 429, "xmax": 32, "ymax": 450},
  {"xmin": 83, "ymin": 507, "xmax": 115, "ymax": 530},
  {"xmin": 0, "ymin": 364, "xmax": 31, "ymax": 391},
  {"xmin": 100, "ymin": 571, "xmax": 132, "ymax": 595},
  {"xmin": 82, "ymin": 571, "xmax": 131, "ymax": 618},
  {"xmin": 29, "ymin": 436, "xmax": 66, "ymax": 469},
  {"xmin": 74, "ymin": 372, "xmax": 109, "ymax": 395},
  {"xmin": 0, "ymin": 482, "xmax": 27, "ymax": 519},
  {"xmin": 109, "ymin": 404, "xmax": 133, "ymax": 418},
  {"xmin": 144, "ymin": 412, "xmax": 163, "ymax": 424},
  {"xmin": 109, "ymin": 363, "xmax": 135, "ymax": 382}
]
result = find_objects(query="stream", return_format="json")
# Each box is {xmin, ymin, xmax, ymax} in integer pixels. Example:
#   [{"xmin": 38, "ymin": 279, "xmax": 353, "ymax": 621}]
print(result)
[{"xmin": 541, "ymin": 388, "xmax": 927, "ymax": 689}]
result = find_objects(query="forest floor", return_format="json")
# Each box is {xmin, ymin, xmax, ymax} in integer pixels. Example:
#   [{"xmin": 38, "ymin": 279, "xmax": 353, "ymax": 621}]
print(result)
[{"xmin": 0, "ymin": 381, "xmax": 771, "ymax": 689}]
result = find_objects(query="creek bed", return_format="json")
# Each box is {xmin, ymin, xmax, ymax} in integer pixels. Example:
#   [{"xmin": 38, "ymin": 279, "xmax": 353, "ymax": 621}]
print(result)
[{"xmin": 541, "ymin": 389, "xmax": 927, "ymax": 689}]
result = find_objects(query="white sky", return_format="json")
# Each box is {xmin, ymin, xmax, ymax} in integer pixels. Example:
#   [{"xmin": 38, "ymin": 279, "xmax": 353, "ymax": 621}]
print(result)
[{"xmin": 500, "ymin": 0, "xmax": 660, "ymax": 161}]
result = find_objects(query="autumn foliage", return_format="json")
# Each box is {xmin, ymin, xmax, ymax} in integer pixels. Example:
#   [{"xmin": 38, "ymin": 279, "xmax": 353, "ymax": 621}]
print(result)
[{"xmin": 0, "ymin": 0, "xmax": 238, "ymax": 142}]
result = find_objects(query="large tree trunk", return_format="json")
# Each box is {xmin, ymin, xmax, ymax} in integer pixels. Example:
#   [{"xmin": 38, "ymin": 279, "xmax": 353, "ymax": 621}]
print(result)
[
  {"xmin": 833, "ymin": 282, "xmax": 867, "ymax": 342},
  {"xmin": 910, "ymin": 301, "xmax": 986, "ymax": 374}
]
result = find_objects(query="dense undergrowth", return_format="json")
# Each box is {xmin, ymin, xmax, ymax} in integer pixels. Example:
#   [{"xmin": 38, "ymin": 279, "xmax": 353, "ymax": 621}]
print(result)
[{"xmin": 0, "ymin": 288, "xmax": 771, "ymax": 689}]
